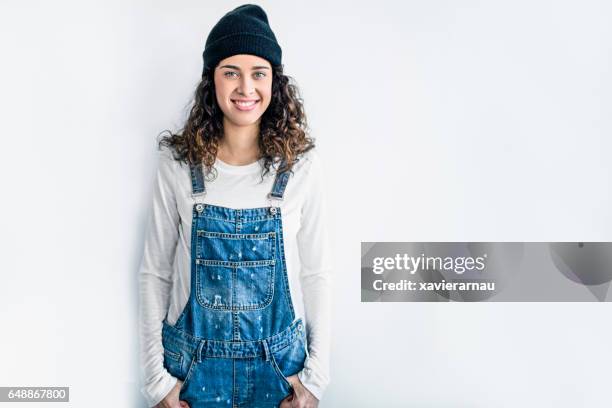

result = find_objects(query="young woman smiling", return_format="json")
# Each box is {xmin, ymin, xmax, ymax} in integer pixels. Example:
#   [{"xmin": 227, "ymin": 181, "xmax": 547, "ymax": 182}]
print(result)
[{"xmin": 138, "ymin": 5, "xmax": 332, "ymax": 408}]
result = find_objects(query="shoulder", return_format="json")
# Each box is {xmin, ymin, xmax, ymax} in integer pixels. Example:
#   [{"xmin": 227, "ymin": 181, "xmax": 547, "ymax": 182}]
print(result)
[
  {"xmin": 156, "ymin": 145, "xmax": 181, "ymax": 179},
  {"xmin": 158, "ymin": 144, "xmax": 178, "ymax": 163},
  {"xmin": 290, "ymin": 147, "xmax": 326, "ymax": 198},
  {"xmin": 293, "ymin": 147, "xmax": 324, "ymax": 177}
]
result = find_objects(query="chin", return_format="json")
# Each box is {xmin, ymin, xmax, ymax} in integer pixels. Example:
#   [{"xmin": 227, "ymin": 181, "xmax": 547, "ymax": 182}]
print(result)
[{"xmin": 227, "ymin": 115, "xmax": 262, "ymax": 127}]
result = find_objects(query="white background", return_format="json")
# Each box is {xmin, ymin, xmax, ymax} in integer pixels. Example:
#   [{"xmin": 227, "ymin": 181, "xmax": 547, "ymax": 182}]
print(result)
[{"xmin": 1, "ymin": 0, "xmax": 611, "ymax": 407}]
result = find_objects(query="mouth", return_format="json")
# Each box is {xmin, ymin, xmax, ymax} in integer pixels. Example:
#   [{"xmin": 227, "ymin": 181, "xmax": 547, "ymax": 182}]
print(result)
[{"xmin": 231, "ymin": 99, "xmax": 260, "ymax": 111}]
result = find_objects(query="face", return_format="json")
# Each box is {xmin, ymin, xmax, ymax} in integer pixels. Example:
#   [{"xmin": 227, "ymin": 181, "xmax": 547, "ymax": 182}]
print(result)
[{"xmin": 214, "ymin": 54, "xmax": 273, "ymax": 127}]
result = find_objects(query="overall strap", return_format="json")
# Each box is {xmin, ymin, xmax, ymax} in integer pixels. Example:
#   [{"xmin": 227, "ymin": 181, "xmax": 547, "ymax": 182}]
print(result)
[
  {"xmin": 190, "ymin": 161, "xmax": 206, "ymax": 197},
  {"xmin": 191, "ymin": 157, "xmax": 290, "ymax": 200},
  {"xmin": 268, "ymin": 159, "xmax": 290, "ymax": 201}
]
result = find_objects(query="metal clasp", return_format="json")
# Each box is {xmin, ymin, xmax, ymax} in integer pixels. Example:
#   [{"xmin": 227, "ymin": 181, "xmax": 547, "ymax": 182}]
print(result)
[{"xmin": 267, "ymin": 193, "xmax": 282, "ymax": 215}]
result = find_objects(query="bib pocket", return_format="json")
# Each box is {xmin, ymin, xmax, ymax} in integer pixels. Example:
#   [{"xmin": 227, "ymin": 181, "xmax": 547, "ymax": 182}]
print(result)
[
  {"xmin": 196, "ymin": 230, "xmax": 276, "ymax": 261},
  {"xmin": 195, "ymin": 230, "xmax": 277, "ymax": 311},
  {"xmin": 195, "ymin": 260, "xmax": 275, "ymax": 311}
]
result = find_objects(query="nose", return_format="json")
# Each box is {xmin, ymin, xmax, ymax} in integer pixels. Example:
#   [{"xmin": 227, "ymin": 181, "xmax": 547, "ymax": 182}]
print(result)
[{"xmin": 237, "ymin": 75, "xmax": 256, "ymax": 96}]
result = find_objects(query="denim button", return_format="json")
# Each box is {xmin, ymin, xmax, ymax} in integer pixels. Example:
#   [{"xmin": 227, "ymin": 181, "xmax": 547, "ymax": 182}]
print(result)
[
  {"xmin": 270, "ymin": 207, "xmax": 277, "ymax": 215},
  {"xmin": 297, "ymin": 323, "xmax": 303, "ymax": 331},
  {"xmin": 195, "ymin": 203, "xmax": 204, "ymax": 212}
]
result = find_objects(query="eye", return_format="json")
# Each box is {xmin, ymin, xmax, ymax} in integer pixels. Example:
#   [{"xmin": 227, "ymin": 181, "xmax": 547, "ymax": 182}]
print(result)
[
  {"xmin": 254, "ymin": 72, "xmax": 266, "ymax": 79},
  {"xmin": 224, "ymin": 71, "xmax": 238, "ymax": 78}
]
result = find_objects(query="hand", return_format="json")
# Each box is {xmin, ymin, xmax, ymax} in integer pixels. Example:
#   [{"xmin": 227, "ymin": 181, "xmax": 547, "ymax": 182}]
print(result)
[
  {"xmin": 279, "ymin": 374, "xmax": 319, "ymax": 408},
  {"xmin": 154, "ymin": 380, "xmax": 190, "ymax": 408}
]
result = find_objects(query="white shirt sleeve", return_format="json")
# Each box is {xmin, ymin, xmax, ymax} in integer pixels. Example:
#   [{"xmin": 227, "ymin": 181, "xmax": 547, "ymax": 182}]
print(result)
[
  {"xmin": 296, "ymin": 150, "xmax": 333, "ymax": 401},
  {"xmin": 138, "ymin": 147, "xmax": 180, "ymax": 407}
]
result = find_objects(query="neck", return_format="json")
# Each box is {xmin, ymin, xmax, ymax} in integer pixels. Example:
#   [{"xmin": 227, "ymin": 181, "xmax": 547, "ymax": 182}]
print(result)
[{"xmin": 218, "ymin": 117, "xmax": 261, "ymax": 165}]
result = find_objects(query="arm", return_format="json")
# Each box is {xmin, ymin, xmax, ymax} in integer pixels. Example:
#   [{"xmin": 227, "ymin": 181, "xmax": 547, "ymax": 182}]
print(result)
[
  {"xmin": 295, "ymin": 150, "xmax": 333, "ymax": 401},
  {"xmin": 138, "ymin": 147, "xmax": 181, "ymax": 407}
]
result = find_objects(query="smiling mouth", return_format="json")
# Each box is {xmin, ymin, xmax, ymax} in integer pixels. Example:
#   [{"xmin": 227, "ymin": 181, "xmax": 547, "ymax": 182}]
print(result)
[{"xmin": 231, "ymin": 99, "xmax": 260, "ymax": 110}]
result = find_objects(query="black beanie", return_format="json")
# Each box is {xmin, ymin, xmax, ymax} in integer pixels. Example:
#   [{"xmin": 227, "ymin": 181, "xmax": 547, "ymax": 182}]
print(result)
[{"xmin": 202, "ymin": 4, "xmax": 282, "ymax": 74}]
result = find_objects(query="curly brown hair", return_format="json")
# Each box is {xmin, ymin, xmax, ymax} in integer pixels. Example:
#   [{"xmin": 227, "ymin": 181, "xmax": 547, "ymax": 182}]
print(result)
[{"xmin": 158, "ymin": 64, "xmax": 315, "ymax": 180}]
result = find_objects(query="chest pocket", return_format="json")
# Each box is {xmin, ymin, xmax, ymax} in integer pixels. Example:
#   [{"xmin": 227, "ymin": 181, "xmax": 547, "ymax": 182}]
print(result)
[{"xmin": 195, "ymin": 230, "xmax": 276, "ymax": 311}]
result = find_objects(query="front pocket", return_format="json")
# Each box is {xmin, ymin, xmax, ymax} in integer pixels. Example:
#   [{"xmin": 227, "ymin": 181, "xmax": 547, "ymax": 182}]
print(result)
[
  {"xmin": 162, "ymin": 346, "xmax": 185, "ymax": 379},
  {"xmin": 164, "ymin": 349, "xmax": 183, "ymax": 365},
  {"xmin": 195, "ymin": 260, "xmax": 275, "ymax": 311},
  {"xmin": 269, "ymin": 352, "xmax": 293, "ymax": 394},
  {"xmin": 162, "ymin": 344, "xmax": 199, "ymax": 396},
  {"xmin": 179, "ymin": 353, "xmax": 199, "ymax": 395},
  {"xmin": 268, "ymin": 334, "xmax": 308, "ymax": 393}
]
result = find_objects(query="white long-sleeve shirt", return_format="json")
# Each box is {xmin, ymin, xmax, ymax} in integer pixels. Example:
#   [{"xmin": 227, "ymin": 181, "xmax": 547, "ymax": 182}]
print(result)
[{"xmin": 138, "ymin": 145, "xmax": 332, "ymax": 407}]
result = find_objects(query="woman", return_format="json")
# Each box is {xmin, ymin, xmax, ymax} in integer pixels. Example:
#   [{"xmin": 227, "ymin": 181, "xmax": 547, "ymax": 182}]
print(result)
[{"xmin": 138, "ymin": 4, "xmax": 332, "ymax": 408}]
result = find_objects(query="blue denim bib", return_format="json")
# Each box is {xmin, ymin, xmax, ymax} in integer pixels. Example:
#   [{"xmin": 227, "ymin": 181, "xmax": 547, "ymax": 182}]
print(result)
[{"xmin": 161, "ymin": 160, "xmax": 307, "ymax": 407}]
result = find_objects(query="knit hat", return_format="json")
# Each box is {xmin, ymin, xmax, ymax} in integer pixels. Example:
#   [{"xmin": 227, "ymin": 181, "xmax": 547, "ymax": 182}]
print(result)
[{"xmin": 202, "ymin": 4, "xmax": 282, "ymax": 74}]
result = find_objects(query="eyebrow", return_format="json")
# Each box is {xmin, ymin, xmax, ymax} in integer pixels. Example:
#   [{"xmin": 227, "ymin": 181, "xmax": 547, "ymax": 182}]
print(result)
[{"xmin": 218, "ymin": 64, "xmax": 270, "ymax": 70}]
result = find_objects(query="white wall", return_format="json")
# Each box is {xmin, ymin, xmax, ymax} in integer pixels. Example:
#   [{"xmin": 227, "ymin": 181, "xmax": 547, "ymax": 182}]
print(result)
[{"xmin": 1, "ymin": 0, "xmax": 611, "ymax": 406}]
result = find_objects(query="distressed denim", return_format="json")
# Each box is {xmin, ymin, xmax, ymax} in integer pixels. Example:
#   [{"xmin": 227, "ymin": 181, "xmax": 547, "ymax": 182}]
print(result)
[{"xmin": 161, "ymin": 161, "xmax": 307, "ymax": 408}]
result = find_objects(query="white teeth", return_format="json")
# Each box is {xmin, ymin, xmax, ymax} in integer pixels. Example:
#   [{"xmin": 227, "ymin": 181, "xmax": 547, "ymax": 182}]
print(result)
[{"xmin": 233, "ymin": 100, "xmax": 257, "ymax": 107}]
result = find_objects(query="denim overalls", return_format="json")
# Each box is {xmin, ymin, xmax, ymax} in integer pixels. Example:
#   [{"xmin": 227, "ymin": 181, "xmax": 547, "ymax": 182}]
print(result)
[{"xmin": 160, "ymin": 159, "xmax": 308, "ymax": 408}]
